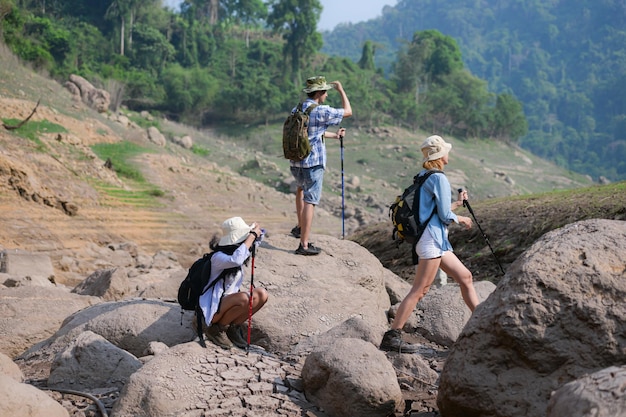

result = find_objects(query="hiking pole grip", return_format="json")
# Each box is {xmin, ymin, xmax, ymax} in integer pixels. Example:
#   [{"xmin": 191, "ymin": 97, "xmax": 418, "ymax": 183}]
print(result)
[{"xmin": 458, "ymin": 188, "xmax": 472, "ymax": 212}]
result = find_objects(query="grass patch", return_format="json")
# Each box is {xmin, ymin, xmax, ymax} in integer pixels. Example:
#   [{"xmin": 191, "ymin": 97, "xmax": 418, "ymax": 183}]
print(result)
[
  {"xmin": 191, "ymin": 144, "xmax": 211, "ymax": 157},
  {"xmin": 92, "ymin": 180, "xmax": 167, "ymax": 207},
  {"xmin": 91, "ymin": 140, "xmax": 154, "ymax": 182},
  {"xmin": 127, "ymin": 112, "xmax": 161, "ymax": 130},
  {"xmin": 2, "ymin": 118, "xmax": 67, "ymax": 150},
  {"xmin": 90, "ymin": 141, "xmax": 166, "ymax": 204}
]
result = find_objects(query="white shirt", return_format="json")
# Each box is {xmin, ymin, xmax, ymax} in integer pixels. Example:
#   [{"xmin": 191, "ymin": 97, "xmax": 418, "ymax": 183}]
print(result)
[{"xmin": 198, "ymin": 244, "xmax": 250, "ymax": 324}]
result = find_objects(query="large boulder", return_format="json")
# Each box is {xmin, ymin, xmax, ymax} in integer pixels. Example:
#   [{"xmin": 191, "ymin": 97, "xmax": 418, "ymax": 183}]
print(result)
[
  {"xmin": 437, "ymin": 219, "xmax": 626, "ymax": 417},
  {"xmin": 0, "ymin": 286, "xmax": 99, "ymax": 358},
  {"xmin": 546, "ymin": 365, "xmax": 626, "ymax": 417},
  {"xmin": 48, "ymin": 331, "xmax": 142, "ymax": 391},
  {"xmin": 0, "ymin": 352, "xmax": 23, "ymax": 381},
  {"xmin": 1, "ymin": 249, "xmax": 55, "ymax": 286},
  {"xmin": 147, "ymin": 126, "xmax": 166, "ymax": 147},
  {"xmin": 415, "ymin": 280, "xmax": 496, "ymax": 346},
  {"xmin": 247, "ymin": 233, "xmax": 391, "ymax": 354},
  {"xmin": 71, "ymin": 267, "xmax": 131, "ymax": 300},
  {"xmin": 302, "ymin": 338, "xmax": 403, "ymax": 417},
  {"xmin": 0, "ymin": 375, "xmax": 69, "ymax": 417},
  {"xmin": 65, "ymin": 74, "xmax": 110, "ymax": 113},
  {"xmin": 111, "ymin": 342, "xmax": 319, "ymax": 417},
  {"xmin": 17, "ymin": 299, "xmax": 194, "ymax": 364}
]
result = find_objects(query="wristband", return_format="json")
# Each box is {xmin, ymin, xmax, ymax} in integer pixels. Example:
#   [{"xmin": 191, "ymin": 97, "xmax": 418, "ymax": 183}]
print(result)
[{"xmin": 250, "ymin": 231, "xmax": 258, "ymax": 238}]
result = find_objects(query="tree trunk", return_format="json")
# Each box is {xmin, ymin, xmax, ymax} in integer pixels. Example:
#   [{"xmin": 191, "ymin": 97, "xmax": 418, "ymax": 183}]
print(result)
[
  {"xmin": 120, "ymin": 17, "xmax": 125, "ymax": 56},
  {"xmin": 209, "ymin": 0, "xmax": 218, "ymax": 25},
  {"xmin": 128, "ymin": 9, "xmax": 134, "ymax": 51}
]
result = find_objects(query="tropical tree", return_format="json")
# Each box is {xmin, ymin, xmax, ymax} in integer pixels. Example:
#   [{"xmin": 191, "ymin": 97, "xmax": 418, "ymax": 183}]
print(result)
[
  {"xmin": 224, "ymin": 0, "xmax": 267, "ymax": 47},
  {"xmin": 106, "ymin": 0, "xmax": 130, "ymax": 55},
  {"xmin": 131, "ymin": 23, "xmax": 175, "ymax": 72},
  {"xmin": 0, "ymin": 0, "xmax": 13, "ymax": 36},
  {"xmin": 267, "ymin": 0, "xmax": 322, "ymax": 86},
  {"xmin": 421, "ymin": 70, "xmax": 491, "ymax": 137},
  {"xmin": 490, "ymin": 93, "xmax": 528, "ymax": 141},
  {"xmin": 394, "ymin": 29, "xmax": 464, "ymax": 106},
  {"xmin": 358, "ymin": 40, "xmax": 376, "ymax": 71}
]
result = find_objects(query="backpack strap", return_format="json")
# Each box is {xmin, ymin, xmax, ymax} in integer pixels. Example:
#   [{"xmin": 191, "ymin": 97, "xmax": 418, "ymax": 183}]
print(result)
[
  {"xmin": 304, "ymin": 103, "xmax": 318, "ymax": 114},
  {"xmin": 411, "ymin": 169, "xmax": 442, "ymax": 222},
  {"xmin": 411, "ymin": 169, "xmax": 443, "ymax": 265},
  {"xmin": 195, "ymin": 306, "xmax": 206, "ymax": 348},
  {"xmin": 304, "ymin": 103, "xmax": 319, "ymax": 140}
]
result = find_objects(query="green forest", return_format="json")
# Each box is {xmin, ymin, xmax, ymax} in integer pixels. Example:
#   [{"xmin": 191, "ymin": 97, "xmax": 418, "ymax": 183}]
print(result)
[
  {"xmin": 323, "ymin": 0, "xmax": 626, "ymax": 182},
  {"xmin": 1, "ymin": 0, "xmax": 623, "ymax": 182}
]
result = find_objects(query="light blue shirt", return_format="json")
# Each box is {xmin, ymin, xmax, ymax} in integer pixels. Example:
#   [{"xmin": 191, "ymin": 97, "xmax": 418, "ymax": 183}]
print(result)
[
  {"xmin": 289, "ymin": 98, "xmax": 344, "ymax": 169},
  {"xmin": 417, "ymin": 170, "xmax": 458, "ymax": 252},
  {"xmin": 198, "ymin": 244, "xmax": 250, "ymax": 325}
]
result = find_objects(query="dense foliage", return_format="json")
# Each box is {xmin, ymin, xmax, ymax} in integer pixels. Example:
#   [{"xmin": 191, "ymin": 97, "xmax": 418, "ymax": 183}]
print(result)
[
  {"xmin": 1, "ymin": 1, "xmax": 526, "ymax": 157},
  {"xmin": 322, "ymin": 0, "xmax": 626, "ymax": 181}
]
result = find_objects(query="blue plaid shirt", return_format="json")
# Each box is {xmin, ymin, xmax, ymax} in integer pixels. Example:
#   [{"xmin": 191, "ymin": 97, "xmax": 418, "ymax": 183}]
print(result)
[{"xmin": 289, "ymin": 98, "xmax": 345, "ymax": 168}]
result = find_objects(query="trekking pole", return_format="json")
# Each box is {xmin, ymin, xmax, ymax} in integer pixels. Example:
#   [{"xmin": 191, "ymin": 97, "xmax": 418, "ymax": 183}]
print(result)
[
  {"xmin": 458, "ymin": 188, "xmax": 506, "ymax": 276},
  {"xmin": 340, "ymin": 128, "xmax": 345, "ymax": 239},
  {"xmin": 246, "ymin": 243, "xmax": 256, "ymax": 353}
]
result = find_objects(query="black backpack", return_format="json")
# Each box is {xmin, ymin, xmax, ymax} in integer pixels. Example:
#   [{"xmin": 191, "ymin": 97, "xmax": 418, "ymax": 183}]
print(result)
[
  {"xmin": 177, "ymin": 252, "xmax": 226, "ymax": 347},
  {"xmin": 282, "ymin": 102, "xmax": 318, "ymax": 161},
  {"xmin": 389, "ymin": 170, "xmax": 442, "ymax": 245}
]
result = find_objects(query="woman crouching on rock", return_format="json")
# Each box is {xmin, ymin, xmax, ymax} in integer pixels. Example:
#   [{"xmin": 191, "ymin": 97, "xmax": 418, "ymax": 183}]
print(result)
[
  {"xmin": 380, "ymin": 135, "xmax": 479, "ymax": 354},
  {"xmin": 199, "ymin": 217, "xmax": 268, "ymax": 349}
]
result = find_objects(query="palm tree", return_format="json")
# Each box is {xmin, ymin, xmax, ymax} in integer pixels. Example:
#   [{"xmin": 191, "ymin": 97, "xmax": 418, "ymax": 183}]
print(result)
[{"xmin": 106, "ymin": 0, "xmax": 130, "ymax": 56}]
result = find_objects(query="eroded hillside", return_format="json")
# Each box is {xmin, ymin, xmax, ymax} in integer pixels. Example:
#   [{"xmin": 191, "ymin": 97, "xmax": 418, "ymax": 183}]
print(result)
[{"xmin": 1, "ymin": 52, "xmax": 621, "ymax": 288}]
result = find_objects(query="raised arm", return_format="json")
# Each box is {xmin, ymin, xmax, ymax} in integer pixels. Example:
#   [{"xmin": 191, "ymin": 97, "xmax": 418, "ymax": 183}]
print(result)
[{"xmin": 330, "ymin": 81, "xmax": 352, "ymax": 118}]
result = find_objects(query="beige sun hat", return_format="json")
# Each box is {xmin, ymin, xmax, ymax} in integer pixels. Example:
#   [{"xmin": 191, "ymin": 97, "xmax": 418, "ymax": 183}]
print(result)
[
  {"xmin": 218, "ymin": 217, "xmax": 253, "ymax": 246},
  {"xmin": 421, "ymin": 135, "xmax": 452, "ymax": 163},
  {"xmin": 302, "ymin": 76, "xmax": 334, "ymax": 93}
]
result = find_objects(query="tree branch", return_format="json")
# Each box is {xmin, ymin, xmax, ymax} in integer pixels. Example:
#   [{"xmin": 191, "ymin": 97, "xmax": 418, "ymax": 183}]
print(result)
[{"xmin": 2, "ymin": 99, "xmax": 41, "ymax": 130}]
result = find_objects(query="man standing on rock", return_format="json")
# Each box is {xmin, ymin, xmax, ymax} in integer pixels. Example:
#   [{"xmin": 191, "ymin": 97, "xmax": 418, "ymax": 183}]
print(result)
[{"xmin": 289, "ymin": 75, "xmax": 352, "ymax": 255}]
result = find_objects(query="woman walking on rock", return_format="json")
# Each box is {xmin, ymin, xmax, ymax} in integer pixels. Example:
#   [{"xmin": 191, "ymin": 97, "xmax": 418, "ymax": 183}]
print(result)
[{"xmin": 380, "ymin": 135, "xmax": 479, "ymax": 353}]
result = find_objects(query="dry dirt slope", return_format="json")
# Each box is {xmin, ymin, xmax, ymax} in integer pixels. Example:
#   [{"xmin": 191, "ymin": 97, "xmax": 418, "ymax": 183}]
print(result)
[
  {"xmin": 0, "ymin": 53, "xmax": 623, "ymax": 288},
  {"xmin": 0, "ymin": 95, "xmax": 343, "ymax": 286}
]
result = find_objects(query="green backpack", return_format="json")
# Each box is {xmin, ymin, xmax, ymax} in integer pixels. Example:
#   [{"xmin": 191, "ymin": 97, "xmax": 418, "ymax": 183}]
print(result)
[{"xmin": 282, "ymin": 102, "xmax": 318, "ymax": 161}]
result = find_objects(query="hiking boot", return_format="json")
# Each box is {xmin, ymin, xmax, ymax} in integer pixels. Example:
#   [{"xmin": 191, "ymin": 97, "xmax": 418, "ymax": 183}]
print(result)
[
  {"xmin": 205, "ymin": 324, "xmax": 233, "ymax": 349},
  {"xmin": 380, "ymin": 329, "xmax": 420, "ymax": 353},
  {"xmin": 295, "ymin": 243, "xmax": 321, "ymax": 256},
  {"xmin": 290, "ymin": 225, "xmax": 301, "ymax": 238},
  {"xmin": 226, "ymin": 324, "xmax": 249, "ymax": 349}
]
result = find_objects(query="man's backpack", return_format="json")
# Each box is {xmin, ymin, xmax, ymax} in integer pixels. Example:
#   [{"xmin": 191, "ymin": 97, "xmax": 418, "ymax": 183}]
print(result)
[
  {"xmin": 389, "ymin": 170, "xmax": 442, "ymax": 245},
  {"xmin": 282, "ymin": 102, "xmax": 318, "ymax": 161},
  {"xmin": 177, "ymin": 252, "xmax": 225, "ymax": 347}
]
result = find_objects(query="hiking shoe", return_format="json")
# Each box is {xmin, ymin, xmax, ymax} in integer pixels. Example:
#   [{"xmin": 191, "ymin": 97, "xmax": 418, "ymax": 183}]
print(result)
[
  {"xmin": 205, "ymin": 324, "xmax": 233, "ymax": 349},
  {"xmin": 380, "ymin": 329, "xmax": 420, "ymax": 353},
  {"xmin": 295, "ymin": 243, "xmax": 321, "ymax": 256},
  {"xmin": 226, "ymin": 324, "xmax": 249, "ymax": 349},
  {"xmin": 290, "ymin": 225, "xmax": 301, "ymax": 238}
]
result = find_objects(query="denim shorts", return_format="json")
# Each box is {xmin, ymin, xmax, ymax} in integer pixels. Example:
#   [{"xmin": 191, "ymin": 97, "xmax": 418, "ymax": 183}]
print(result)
[
  {"xmin": 415, "ymin": 227, "xmax": 445, "ymax": 259},
  {"xmin": 290, "ymin": 165, "xmax": 324, "ymax": 205}
]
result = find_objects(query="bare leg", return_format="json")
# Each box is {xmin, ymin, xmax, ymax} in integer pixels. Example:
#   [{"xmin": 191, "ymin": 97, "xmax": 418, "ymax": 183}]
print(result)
[
  {"xmin": 212, "ymin": 288, "xmax": 269, "ymax": 325},
  {"xmin": 295, "ymin": 187, "xmax": 304, "ymax": 229},
  {"xmin": 391, "ymin": 257, "xmax": 441, "ymax": 330},
  {"xmin": 300, "ymin": 202, "xmax": 315, "ymax": 248},
  {"xmin": 440, "ymin": 251, "xmax": 478, "ymax": 311}
]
